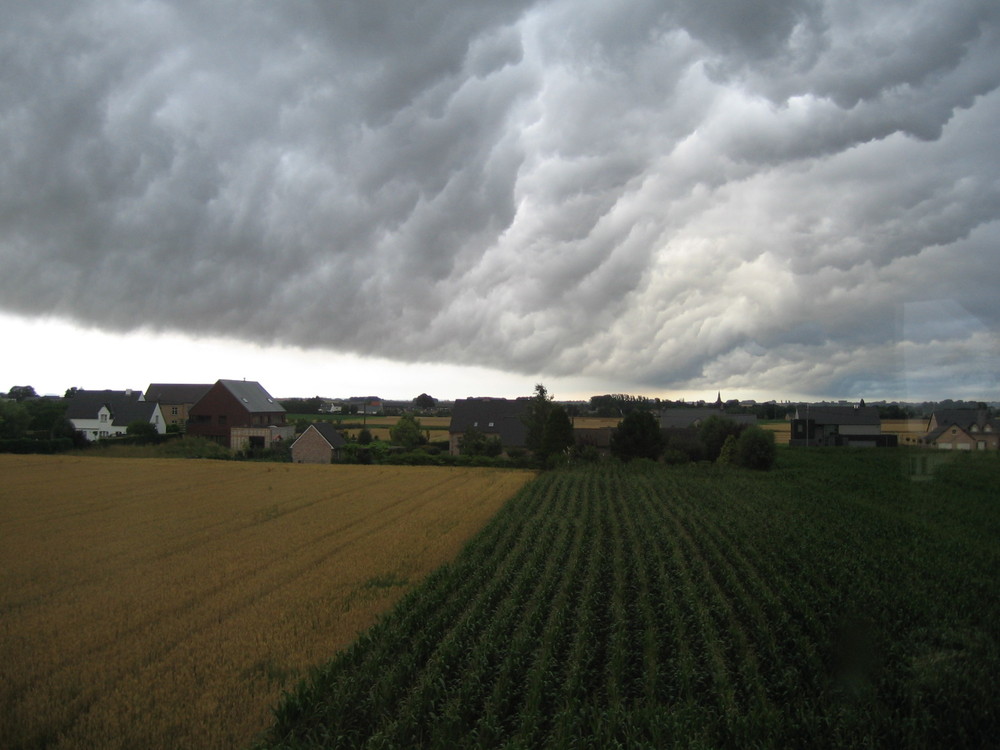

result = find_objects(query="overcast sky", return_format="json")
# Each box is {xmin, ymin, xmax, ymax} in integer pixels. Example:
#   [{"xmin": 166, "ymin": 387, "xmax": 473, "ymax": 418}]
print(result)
[{"xmin": 1, "ymin": 1, "xmax": 998, "ymax": 401}]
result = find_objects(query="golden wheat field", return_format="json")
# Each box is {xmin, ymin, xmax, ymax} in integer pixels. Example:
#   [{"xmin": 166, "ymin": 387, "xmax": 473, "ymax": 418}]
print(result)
[{"xmin": 0, "ymin": 455, "xmax": 534, "ymax": 750}]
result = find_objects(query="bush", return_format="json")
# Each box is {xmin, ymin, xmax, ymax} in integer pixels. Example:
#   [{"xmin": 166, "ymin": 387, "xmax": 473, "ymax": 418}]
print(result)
[
  {"xmin": 661, "ymin": 448, "xmax": 691, "ymax": 465},
  {"xmin": 609, "ymin": 411, "xmax": 664, "ymax": 462},
  {"xmin": 698, "ymin": 416, "xmax": 744, "ymax": 462},
  {"xmin": 126, "ymin": 420, "xmax": 159, "ymax": 442},
  {"xmin": 663, "ymin": 429, "xmax": 705, "ymax": 462},
  {"xmin": 160, "ymin": 437, "xmax": 232, "ymax": 460},
  {"xmin": 733, "ymin": 427, "xmax": 777, "ymax": 470}
]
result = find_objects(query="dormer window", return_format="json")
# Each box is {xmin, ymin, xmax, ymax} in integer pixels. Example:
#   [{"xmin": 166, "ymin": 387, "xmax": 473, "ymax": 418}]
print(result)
[
  {"xmin": 970, "ymin": 424, "xmax": 979, "ymax": 432},
  {"xmin": 488, "ymin": 422, "xmax": 495, "ymax": 427}
]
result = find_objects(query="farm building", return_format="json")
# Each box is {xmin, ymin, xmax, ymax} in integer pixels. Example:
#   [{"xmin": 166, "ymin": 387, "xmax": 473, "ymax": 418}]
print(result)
[
  {"xmin": 144, "ymin": 383, "xmax": 213, "ymax": 431},
  {"xmin": 659, "ymin": 408, "xmax": 758, "ymax": 430},
  {"xmin": 789, "ymin": 404, "xmax": 895, "ymax": 447},
  {"xmin": 291, "ymin": 423, "xmax": 347, "ymax": 463},
  {"xmin": 923, "ymin": 409, "xmax": 999, "ymax": 451},
  {"xmin": 187, "ymin": 380, "xmax": 293, "ymax": 450},
  {"xmin": 65, "ymin": 389, "xmax": 166, "ymax": 441},
  {"xmin": 449, "ymin": 398, "xmax": 529, "ymax": 455}
]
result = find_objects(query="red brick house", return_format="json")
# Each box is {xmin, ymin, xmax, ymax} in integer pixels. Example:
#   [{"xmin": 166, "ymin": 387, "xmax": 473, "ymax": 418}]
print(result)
[{"xmin": 187, "ymin": 380, "xmax": 291, "ymax": 449}]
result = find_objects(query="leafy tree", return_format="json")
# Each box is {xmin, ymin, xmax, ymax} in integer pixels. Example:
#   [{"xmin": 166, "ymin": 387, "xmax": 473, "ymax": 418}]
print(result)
[
  {"xmin": 589, "ymin": 393, "xmax": 657, "ymax": 417},
  {"xmin": 6, "ymin": 385, "xmax": 37, "ymax": 402},
  {"xmin": 413, "ymin": 393, "xmax": 437, "ymax": 410},
  {"xmin": 64, "ymin": 387, "xmax": 80, "ymax": 399},
  {"xmin": 523, "ymin": 383, "xmax": 553, "ymax": 455},
  {"xmin": 734, "ymin": 427, "xmax": 777, "ymax": 470},
  {"xmin": 663, "ymin": 429, "xmax": 705, "ymax": 462},
  {"xmin": 0, "ymin": 399, "xmax": 31, "ymax": 438},
  {"xmin": 698, "ymin": 415, "xmax": 743, "ymax": 462},
  {"xmin": 391, "ymin": 414, "xmax": 425, "ymax": 450},
  {"xmin": 23, "ymin": 398, "xmax": 69, "ymax": 436},
  {"xmin": 459, "ymin": 428, "xmax": 502, "ymax": 457},
  {"xmin": 541, "ymin": 405, "xmax": 575, "ymax": 461},
  {"xmin": 610, "ymin": 410, "xmax": 664, "ymax": 462},
  {"xmin": 718, "ymin": 434, "xmax": 738, "ymax": 465},
  {"xmin": 357, "ymin": 428, "xmax": 373, "ymax": 445}
]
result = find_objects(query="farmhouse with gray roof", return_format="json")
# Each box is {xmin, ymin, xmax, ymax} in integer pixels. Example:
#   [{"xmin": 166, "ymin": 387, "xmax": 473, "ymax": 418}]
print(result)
[
  {"xmin": 449, "ymin": 398, "xmax": 530, "ymax": 455},
  {"xmin": 790, "ymin": 404, "xmax": 894, "ymax": 447},
  {"xmin": 144, "ymin": 383, "xmax": 213, "ymax": 431},
  {"xmin": 65, "ymin": 389, "xmax": 166, "ymax": 441},
  {"xmin": 924, "ymin": 409, "xmax": 999, "ymax": 451}
]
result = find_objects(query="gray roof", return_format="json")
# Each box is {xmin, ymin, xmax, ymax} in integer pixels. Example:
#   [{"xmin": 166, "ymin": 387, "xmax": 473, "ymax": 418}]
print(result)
[
  {"xmin": 660, "ymin": 408, "xmax": 757, "ymax": 429},
  {"xmin": 310, "ymin": 422, "xmax": 346, "ymax": 447},
  {"xmin": 144, "ymin": 383, "xmax": 213, "ymax": 404},
  {"xmin": 217, "ymin": 380, "xmax": 285, "ymax": 413},
  {"xmin": 110, "ymin": 400, "xmax": 159, "ymax": 427},
  {"xmin": 926, "ymin": 409, "xmax": 999, "ymax": 442},
  {"xmin": 450, "ymin": 398, "xmax": 529, "ymax": 447},
  {"xmin": 65, "ymin": 389, "xmax": 155, "ymax": 426},
  {"xmin": 930, "ymin": 409, "xmax": 996, "ymax": 431},
  {"xmin": 794, "ymin": 406, "xmax": 880, "ymax": 426}
]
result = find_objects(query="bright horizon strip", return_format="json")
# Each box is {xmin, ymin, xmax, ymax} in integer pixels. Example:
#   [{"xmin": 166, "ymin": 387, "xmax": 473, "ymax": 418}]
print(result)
[{"xmin": 0, "ymin": 311, "xmax": 989, "ymax": 404}]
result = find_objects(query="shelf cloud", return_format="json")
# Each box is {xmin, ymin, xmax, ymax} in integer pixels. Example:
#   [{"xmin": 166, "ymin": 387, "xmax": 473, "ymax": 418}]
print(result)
[{"xmin": 2, "ymin": 0, "xmax": 998, "ymax": 398}]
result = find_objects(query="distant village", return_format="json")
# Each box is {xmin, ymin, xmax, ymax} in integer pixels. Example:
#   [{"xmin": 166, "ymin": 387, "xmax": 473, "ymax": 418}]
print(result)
[{"xmin": 2, "ymin": 379, "xmax": 997, "ymax": 464}]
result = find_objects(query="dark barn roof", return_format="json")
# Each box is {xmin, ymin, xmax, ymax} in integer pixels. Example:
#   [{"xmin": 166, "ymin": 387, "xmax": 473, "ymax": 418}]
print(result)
[
  {"xmin": 144, "ymin": 383, "xmax": 213, "ymax": 404},
  {"xmin": 660, "ymin": 408, "xmax": 757, "ymax": 429},
  {"xmin": 450, "ymin": 398, "xmax": 530, "ymax": 448}
]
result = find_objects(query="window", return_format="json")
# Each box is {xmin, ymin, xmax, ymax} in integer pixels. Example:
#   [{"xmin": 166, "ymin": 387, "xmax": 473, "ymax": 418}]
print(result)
[
  {"xmin": 488, "ymin": 422, "xmax": 495, "ymax": 427},
  {"xmin": 219, "ymin": 415, "xmax": 227, "ymax": 425},
  {"xmin": 171, "ymin": 407, "xmax": 178, "ymax": 416},
  {"xmin": 100, "ymin": 413, "xmax": 108, "ymax": 423}
]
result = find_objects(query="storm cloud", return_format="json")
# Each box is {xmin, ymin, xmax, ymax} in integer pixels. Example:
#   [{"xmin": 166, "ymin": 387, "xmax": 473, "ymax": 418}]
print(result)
[{"xmin": 2, "ymin": 0, "xmax": 998, "ymax": 398}]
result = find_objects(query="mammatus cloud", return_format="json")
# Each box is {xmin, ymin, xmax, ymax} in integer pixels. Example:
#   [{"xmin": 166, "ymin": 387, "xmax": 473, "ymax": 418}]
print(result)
[{"xmin": 1, "ymin": 0, "xmax": 998, "ymax": 398}]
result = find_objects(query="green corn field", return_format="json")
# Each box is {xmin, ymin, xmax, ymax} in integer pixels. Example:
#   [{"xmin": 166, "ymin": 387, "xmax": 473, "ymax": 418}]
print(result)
[{"xmin": 259, "ymin": 450, "xmax": 998, "ymax": 748}]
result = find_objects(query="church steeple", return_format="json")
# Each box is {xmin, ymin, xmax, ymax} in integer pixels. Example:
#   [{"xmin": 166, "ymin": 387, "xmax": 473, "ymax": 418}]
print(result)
[{"xmin": 715, "ymin": 391, "xmax": 723, "ymax": 410}]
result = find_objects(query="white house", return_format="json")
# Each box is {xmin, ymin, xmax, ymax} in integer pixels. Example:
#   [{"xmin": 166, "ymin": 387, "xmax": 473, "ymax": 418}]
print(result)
[{"xmin": 65, "ymin": 389, "xmax": 166, "ymax": 441}]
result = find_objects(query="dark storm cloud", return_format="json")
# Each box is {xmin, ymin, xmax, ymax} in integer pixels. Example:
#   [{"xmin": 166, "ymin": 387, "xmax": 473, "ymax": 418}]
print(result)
[{"xmin": 1, "ymin": 0, "xmax": 998, "ymax": 397}]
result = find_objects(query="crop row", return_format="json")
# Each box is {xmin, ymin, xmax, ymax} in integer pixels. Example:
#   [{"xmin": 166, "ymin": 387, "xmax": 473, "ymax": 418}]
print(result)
[{"xmin": 261, "ymin": 452, "xmax": 999, "ymax": 748}]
